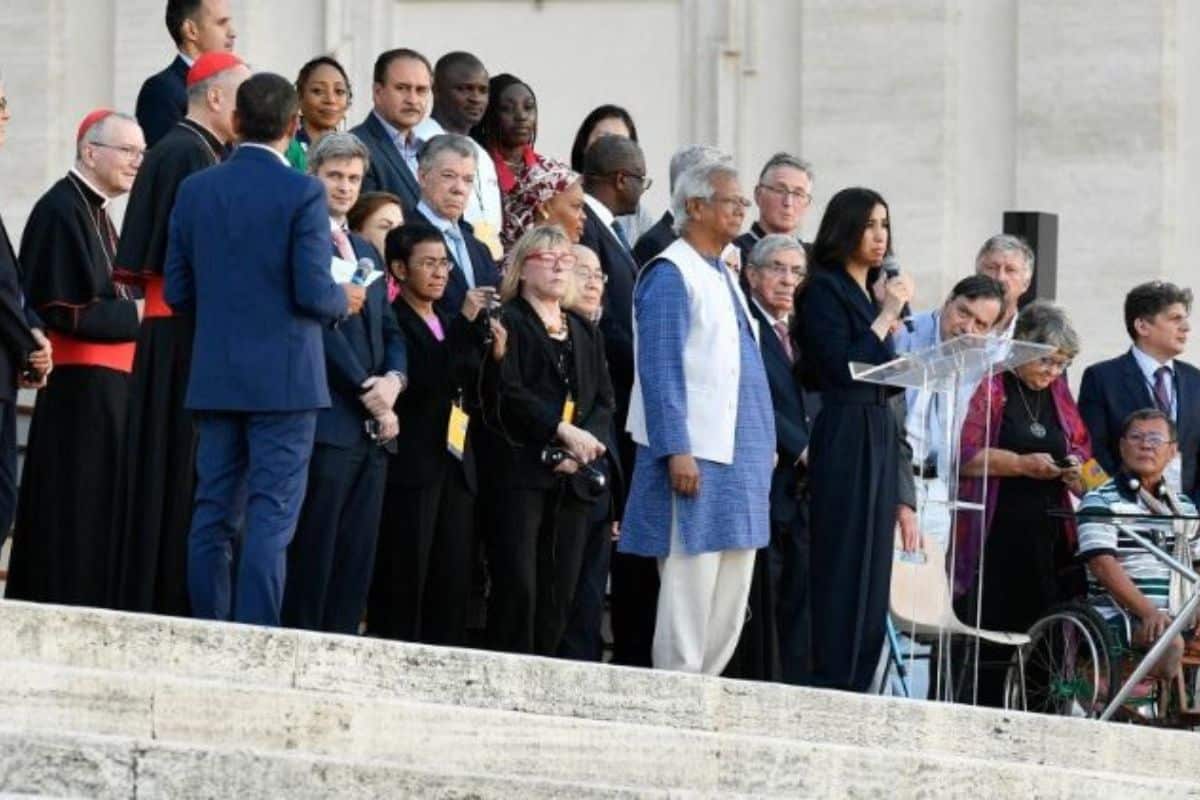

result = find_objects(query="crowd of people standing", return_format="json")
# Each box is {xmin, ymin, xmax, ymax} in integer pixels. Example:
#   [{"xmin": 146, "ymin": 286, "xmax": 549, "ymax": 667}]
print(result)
[{"xmin": 0, "ymin": 0, "xmax": 1197, "ymax": 698}]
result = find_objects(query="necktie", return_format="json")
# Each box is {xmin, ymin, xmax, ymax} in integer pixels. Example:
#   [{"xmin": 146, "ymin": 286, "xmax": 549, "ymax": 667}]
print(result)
[
  {"xmin": 773, "ymin": 320, "xmax": 795, "ymax": 364},
  {"xmin": 1154, "ymin": 365, "xmax": 1173, "ymax": 416},
  {"xmin": 445, "ymin": 227, "xmax": 475, "ymax": 289},
  {"xmin": 331, "ymin": 225, "xmax": 356, "ymax": 263},
  {"xmin": 610, "ymin": 219, "xmax": 633, "ymax": 252}
]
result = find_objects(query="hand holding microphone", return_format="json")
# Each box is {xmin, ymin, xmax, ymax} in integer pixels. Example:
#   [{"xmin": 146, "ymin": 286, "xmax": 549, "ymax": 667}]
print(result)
[
  {"xmin": 877, "ymin": 255, "xmax": 914, "ymax": 328},
  {"xmin": 341, "ymin": 257, "xmax": 375, "ymax": 315}
]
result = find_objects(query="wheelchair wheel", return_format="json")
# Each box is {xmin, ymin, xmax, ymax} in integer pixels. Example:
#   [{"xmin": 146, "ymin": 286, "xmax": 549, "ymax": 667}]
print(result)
[{"xmin": 1003, "ymin": 601, "xmax": 1117, "ymax": 718}]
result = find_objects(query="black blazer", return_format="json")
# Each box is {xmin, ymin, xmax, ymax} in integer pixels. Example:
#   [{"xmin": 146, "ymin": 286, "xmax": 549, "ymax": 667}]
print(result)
[
  {"xmin": 579, "ymin": 203, "xmax": 638, "ymax": 410},
  {"xmin": 797, "ymin": 266, "xmax": 897, "ymax": 396},
  {"xmin": 1079, "ymin": 349, "xmax": 1200, "ymax": 502},
  {"xmin": 407, "ymin": 205, "xmax": 500, "ymax": 316},
  {"xmin": 0, "ymin": 213, "xmax": 40, "ymax": 402},
  {"xmin": 135, "ymin": 56, "xmax": 188, "ymax": 149},
  {"xmin": 474, "ymin": 296, "xmax": 615, "ymax": 497},
  {"xmin": 749, "ymin": 302, "xmax": 812, "ymax": 524},
  {"xmin": 351, "ymin": 112, "xmax": 422, "ymax": 211},
  {"xmin": 631, "ymin": 211, "xmax": 676, "ymax": 268},
  {"xmin": 388, "ymin": 299, "xmax": 482, "ymax": 493},
  {"xmin": 315, "ymin": 233, "xmax": 407, "ymax": 447}
]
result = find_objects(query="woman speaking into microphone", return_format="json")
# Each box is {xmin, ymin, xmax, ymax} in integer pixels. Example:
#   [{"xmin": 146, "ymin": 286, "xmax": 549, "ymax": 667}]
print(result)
[
  {"xmin": 797, "ymin": 187, "xmax": 916, "ymax": 692},
  {"xmin": 474, "ymin": 224, "xmax": 615, "ymax": 656}
]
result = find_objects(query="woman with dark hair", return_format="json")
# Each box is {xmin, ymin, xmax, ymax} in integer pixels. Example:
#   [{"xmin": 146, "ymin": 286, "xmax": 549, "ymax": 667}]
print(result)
[
  {"xmin": 287, "ymin": 56, "xmax": 353, "ymax": 171},
  {"xmin": 367, "ymin": 223, "xmax": 504, "ymax": 644},
  {"xmin": 569, "ymin": 104, "xmax": 655, "ymax": 246},
  {"xmin": 796, "ymin": 186, "xmax": 916, "ymax": 692},
  {"xmin": 347, "ymin": 191, "xmax": 405, "ymax": 300},
  {"xmin": 474, "ymin": 224, "xmax": 615, "ymax": 656},
  {"xmin": 470, "ymin": 73, "xmax": 540, "ymax": 197}
]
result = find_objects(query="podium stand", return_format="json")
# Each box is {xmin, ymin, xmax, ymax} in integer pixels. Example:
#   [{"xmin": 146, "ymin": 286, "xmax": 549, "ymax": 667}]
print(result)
[{"xmin": 849, "ymin": 334, "xmax": 1054, "ymax": 702}]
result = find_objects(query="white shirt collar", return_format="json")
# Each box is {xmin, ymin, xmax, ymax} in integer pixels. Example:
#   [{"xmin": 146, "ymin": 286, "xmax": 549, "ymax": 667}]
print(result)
[
  {"xmin": 417, "ymin": 200, "xmax": 456, "ymax": 234},
  {"xmin": 413, "ymin": 116, "xmax": 445, "ymax": 141},
  {"xmin": 238, "ymin": 142, "xmax": 290, "ymax": 165},
  {"xmin": 330, "ymin": 216, "xmax": 348, "ymax": 233},
  {"xmin": 1000, "ymin": 310, "xmax": 1018, "ymax": 340},
  {"xmin": 584, "ymin": 193, "xmax": 616, "ymax": 227},
  {"xmin": 1132, "ymin": 344, "xmax": 1174, "ymax": 377},
  {"xmin": 751, "ymin": 296, "xmax": 789, "ymax": 326},
  {"xmin": 178, "ymin": 50, "xmax": 196, "ymax": 68},
  {"xmin": 68, "ymin": 167, "xmax": 112, "ymax": 208}
]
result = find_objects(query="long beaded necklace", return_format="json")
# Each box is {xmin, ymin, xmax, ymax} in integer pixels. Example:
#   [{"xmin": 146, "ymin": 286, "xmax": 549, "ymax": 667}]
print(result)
[{"xmin": 1014, "ymin": 377, "xmax": 1047, "ymax": 439}]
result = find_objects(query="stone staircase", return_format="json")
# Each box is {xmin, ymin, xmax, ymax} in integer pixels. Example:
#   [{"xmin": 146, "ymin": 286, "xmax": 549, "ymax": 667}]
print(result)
[{"xmin": 0, "ymin": 600, "xmax": 1197, "ymax": 798}]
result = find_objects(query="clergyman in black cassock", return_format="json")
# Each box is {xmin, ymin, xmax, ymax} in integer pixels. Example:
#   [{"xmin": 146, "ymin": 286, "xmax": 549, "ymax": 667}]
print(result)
[
  {"xmin": 6, "ymin": 111, "xmax": 145, "ymax": 606},
  {"xmin": 109, "ymin": 55, "xmax": 246, "ymax": 616}
]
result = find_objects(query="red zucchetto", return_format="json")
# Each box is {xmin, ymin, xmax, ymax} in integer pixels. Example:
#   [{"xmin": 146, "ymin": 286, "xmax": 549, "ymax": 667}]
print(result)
[
  {"xmin": 76, "ymin": 108, "xmax": 115, "ymax": 143},
  {"xmin": 186, "ymin": 52, "xmax": 245, "ymax": 88}
]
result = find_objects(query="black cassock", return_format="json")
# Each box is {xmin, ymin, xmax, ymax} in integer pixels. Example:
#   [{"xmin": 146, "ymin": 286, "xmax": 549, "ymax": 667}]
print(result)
[
  {"xmin": 108, "ymin": 119, "xmax": 223, "ymax": 616},
  {"xmin": 5, "ymin": 172, "xmax": 140, "ymax": 607}
]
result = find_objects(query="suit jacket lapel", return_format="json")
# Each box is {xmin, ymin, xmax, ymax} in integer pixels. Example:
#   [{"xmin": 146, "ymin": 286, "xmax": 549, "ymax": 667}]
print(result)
[
  {"xmin": 1120, "ymin": 349, "xmax": 1154, "ymax": 409},
  {"xmin": 832, "ymin": 266, "xmax": 878, "ymax": 328},
  {"xmin": 364, "ymin": 114, "xmax": 420, "ymax": 199}
]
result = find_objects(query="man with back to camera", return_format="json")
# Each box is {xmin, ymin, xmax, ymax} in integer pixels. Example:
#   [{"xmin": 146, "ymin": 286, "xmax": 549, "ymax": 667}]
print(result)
[
  {"xmin": 281, "ymin": 131, "xmax": 408, "ymax": 635},
  {"xmin": 352, "ymin": 48, "xmax": 433, "ymax": 210},
  {"xmin": 137, "ymin": 0, "xmax": 236, "ymax": 148},
  {"xmin": 414, "ymin": 51, "xmax": 502, "ymax": 257},
  {"xmin": 165, "ymin": 72, "xmax": 365, "ymax": 626},
  {"xmin": 1079, "ymin": 281, "xmax": 1200, "ymax": 503}
]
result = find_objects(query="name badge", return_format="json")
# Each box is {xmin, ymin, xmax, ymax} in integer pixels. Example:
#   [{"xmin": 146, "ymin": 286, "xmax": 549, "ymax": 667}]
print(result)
[
  {"xmin": 562, "ymin": 395, "xmax": 576, "ymax": 425},
  {"xmin": 446, "ymin": 404, "xmax": 470, "ymax": 460}
]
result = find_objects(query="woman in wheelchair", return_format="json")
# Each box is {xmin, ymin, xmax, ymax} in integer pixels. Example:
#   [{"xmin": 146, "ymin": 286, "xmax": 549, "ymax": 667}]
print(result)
[{"xmin": 1076, "ymin": 409, "xmax": 1199, "ymax": 683}]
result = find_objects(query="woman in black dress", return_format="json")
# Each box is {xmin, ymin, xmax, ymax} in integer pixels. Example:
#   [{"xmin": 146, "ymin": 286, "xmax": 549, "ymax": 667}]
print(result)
[
  {"xmin": 797, "ymin": 187, "xmax": 917, "ymax": 692},
  {"xmin": 367, "ymin": 223, "xmax": 502, "ymax": 645}
]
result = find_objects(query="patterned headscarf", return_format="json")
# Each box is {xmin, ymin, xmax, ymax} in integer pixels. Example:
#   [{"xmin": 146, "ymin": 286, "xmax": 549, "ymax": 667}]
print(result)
[{"xmin": 501, "ymin": 157, "xmax": 580, "ymax": 253}]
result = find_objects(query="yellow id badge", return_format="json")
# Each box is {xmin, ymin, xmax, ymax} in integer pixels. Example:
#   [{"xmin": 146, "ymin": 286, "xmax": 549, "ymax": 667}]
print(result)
[
  {"xmin": 446, "ymin": 404, "xmax": 470, "ymax": 460},
  {"xmin": 561, "ymin": 395, "xmax": 576, "ymax": 424}
]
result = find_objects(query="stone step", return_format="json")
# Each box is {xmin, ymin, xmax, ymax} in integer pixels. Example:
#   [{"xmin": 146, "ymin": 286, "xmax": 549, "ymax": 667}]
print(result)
[
  {"xmin": 0, "ymin": 726, "xmax": 665, "ymax": 800},
  {"xmin": 1, "ymin": 599, "xmax": 1195, "ymax": 784},
  {"xmin": 3, "ymin": 659, "xmax": 1198, "ymax": 799}
]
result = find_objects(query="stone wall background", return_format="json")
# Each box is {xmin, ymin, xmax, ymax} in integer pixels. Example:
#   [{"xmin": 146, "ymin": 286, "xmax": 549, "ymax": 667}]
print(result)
[{"xmin": 2, "ymin": 0, "xmax": 1196, "ymax": 368}]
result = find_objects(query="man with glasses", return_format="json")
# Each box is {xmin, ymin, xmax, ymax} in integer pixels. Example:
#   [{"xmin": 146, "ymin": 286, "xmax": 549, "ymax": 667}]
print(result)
[
  {"xmin": 1077, "ymin": 409, "xmax": 1199, "ymax": 680},
  {"xmin": 734, "ymin": 153, "xmax": 814, "ymax": 268},
  {"xmin": 6, "ymin": 110, "xmax": 145, "ymax": 607},
  {"xmin": 620, "ymin": 159, "xmax": 773, "ymax": 676},
  {"xmin": 408, "ymin": 134, "xmax": 499, "ymax": 316},
  {"xmin": 1080, "ymin": 281, "xmax": 1200, "ymax": 503}
]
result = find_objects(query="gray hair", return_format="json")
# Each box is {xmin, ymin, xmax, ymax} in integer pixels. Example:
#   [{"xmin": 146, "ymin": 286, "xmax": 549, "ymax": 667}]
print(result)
[
  {"xmin": 418, "ymin": 133, "xmax": 476, "ymax": 173},
  {"xmin": 307, "ymin": 131, "xmax": 370, "ymax": 174},
  {"xmin": 1014, "ymin": 300, "xmax": 1080, "ymax": 358},
  {"xmin": 976, "ymin": 233, "xmax": 1035, "ymax": 274},
  {"xmin": 668, "ymin": 145, "xmax": 729, "ymax": 192},
  {"xmin": 747, "ymin": 234, "xmax": 806, "ymax": 271},
  {"xmin": 757, "ymin": 152, "xmax": 813, "ymax": 184},
  {"xmin": 76, "ymin": 112, "xmax": 139, "ymax": 161},
  {"xmin": 670, "ymin": 160, "xmax": 740, "ymax": 234}
]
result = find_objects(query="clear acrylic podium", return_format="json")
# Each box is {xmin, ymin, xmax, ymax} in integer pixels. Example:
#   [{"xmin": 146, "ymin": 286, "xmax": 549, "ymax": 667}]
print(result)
[{"xmin": 849, "ymin": 334, "xmax": 1055, "ymax": 703}]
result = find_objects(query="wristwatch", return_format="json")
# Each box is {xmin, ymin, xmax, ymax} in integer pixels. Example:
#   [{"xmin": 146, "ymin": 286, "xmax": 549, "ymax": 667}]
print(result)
[{"xmin": 386, "ymin": 370, "xmax": 408, "ymax": 393}]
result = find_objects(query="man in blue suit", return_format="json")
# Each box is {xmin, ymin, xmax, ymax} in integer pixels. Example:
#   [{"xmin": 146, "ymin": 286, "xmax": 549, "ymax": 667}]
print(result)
[
  {"xmin": 136, "ymin": 0, "xmax": 237, "ymax": 148},
  {"xmin": 165, "ymin": 73, "xmax": 365, "ymax": 626},
  {"xmin": 350, "ymin": 48, "xmax": 432, "ymax": 211},
  {"xmin": 744, "ymin": 235, "xmax": 817, "ymax": 684},
  {"xmin": 1079, "ymin": 281, "xmax": 1200, "ymax": 502},
  {"xmin": 408, "ymin": 134, "xmax": 499, "ymax": 315},
  {"xmin": 281, "ymin": 132, "xmax": 408, "ymax": 635}
]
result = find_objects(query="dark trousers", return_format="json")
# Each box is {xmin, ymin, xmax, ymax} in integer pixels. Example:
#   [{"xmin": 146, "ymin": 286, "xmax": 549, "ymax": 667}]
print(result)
[
  {"xmin": 774, "ymin": 506, "xmax": 812, "ymax": 685},
  {"xmin": 188, "ymin": 411, "xmax": 316, "ymax": 626},
  {"xmin": 487, "ymin": 485, "xmax": 591, "ymax": 655},
  {"xmin": 368, "ymin": 465, "xmax": 475, "ymax": 645},
  {"xmin": 609, "ymin": 550, "xmax": 660, "ymax": 667},
  {"xmin": 282, "ymin": 438, "xmax": 387, "ymax": 634},
  {"xmin": 558, "ymin": 495, "xmax": 613, "ymax": 661},
  {"xmin": 0, "ymin": 399, "xmax": 15, "ymax": 553}
]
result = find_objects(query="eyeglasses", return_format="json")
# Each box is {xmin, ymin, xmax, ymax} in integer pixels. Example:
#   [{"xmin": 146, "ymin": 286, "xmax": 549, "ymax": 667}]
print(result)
[
  {"xmin": 757, "ymin": 183, "xmax": 812, "ymax": 205},
  {"xmin": 91, "ymin": 142, "xmax": 146, "ymax": 162},
  {"xmin": 761, "ymin": 261, "xmax": 806, "ymax": 281},
  {"xmin": 410, "ymin": 257, "xmax": 452, "ymax": 272},
  {"xmin": 1036, "ymin": 355, "xmax": 1072, "ymax": 373},
  {"xmin": 573, "ymin": 266, "xmax": 608, "ymax": 285},
  {"xmin": 708, "ymin": 194, "xmax": 752, "ymax": 210},
  {"xmin": 1123, "ymin": 431, "xmax": 1175, "ymax": 449},
  {"xmin": 526, "ymin": 250, "xmax": 578, "ymax": 270},
  {"xmin": 593, "ymin": 171, "xmax": 652, "ymax": 192}
]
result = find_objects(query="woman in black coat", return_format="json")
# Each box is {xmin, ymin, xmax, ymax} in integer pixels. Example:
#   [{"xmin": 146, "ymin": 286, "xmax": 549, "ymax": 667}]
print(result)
[
  {"xmin": 474, "ymin": 224, "xmax": 615, "ymax": 656},
  {"xmin": 797, "ymin": 187, "xmax": 916, "ymax": 692},
  {"xmin": 367, "ymin": 223, "xmax": 503, "ymax": 645}
]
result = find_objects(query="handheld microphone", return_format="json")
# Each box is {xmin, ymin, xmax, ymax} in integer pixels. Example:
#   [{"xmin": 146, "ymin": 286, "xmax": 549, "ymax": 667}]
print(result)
[
  {"xmin": 880, "ymin": 254, "xmax": 913, "ymax": 331},
  {"xmin": 352, "ymin": 258, "xmax": 375, "ymax": 286}
]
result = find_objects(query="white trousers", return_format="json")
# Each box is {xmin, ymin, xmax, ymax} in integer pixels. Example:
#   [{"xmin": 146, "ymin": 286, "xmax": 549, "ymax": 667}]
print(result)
[{"xmin": 652, "ymin": 505, "xmax": 756, "ymax": 675}]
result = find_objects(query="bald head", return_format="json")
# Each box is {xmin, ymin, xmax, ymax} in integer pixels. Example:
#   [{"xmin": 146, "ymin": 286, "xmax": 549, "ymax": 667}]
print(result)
[
  {"xmin": 582, "ymin": 135, "xmax": 646, "ymax": 216},
  {"xmin": 583, "ymin": 134, "xmax": 643, "ymax": 178}
]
